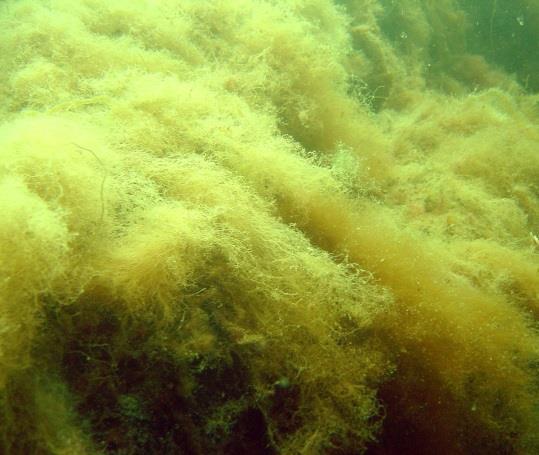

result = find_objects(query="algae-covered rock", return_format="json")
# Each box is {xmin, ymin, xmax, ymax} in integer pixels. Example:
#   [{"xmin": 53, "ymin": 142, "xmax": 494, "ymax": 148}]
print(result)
[{"xmin": 0, "ymin": 0, "xmax": 538, "ymax": 453}]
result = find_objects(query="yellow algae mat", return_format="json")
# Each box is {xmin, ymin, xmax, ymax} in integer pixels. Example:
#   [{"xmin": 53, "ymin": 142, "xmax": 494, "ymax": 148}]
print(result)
[{"xmin": 0, "ymin": 1, "xmax": 538, "ymax": 453}]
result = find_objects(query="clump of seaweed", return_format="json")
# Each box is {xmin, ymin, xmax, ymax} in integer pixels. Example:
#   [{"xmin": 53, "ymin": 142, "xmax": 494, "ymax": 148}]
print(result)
[{"xmin": 0, "ymin": 0, "xmax": 538, "ymax": 453}]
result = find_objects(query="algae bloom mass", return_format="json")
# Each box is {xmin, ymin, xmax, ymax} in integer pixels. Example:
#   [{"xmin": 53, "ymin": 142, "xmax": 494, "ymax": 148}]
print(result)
[{"xmin": 1, "ymin": 0, "xmax": 539, "ymax": 453}]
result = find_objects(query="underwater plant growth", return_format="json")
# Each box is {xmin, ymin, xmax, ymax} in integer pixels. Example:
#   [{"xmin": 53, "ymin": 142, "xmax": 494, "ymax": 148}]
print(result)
[{"xmin": 0, "ymin": 0, "xmax": 538, "ymax": 453}]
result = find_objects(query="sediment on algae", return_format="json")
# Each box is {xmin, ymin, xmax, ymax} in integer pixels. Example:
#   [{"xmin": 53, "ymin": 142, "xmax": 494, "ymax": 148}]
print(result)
[{"xmin": 0, "ymin": 0, "xmax": 538, "ymax": 453}]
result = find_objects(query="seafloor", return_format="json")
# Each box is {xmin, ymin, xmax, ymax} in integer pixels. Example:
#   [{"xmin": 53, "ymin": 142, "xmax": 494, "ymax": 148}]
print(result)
[{"xmin": 0, "ymin": 0, "xmax": 538, "ymax": 453}]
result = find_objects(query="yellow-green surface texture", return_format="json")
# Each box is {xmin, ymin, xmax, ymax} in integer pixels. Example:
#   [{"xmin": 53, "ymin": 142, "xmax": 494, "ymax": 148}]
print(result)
[{"xmin": 0, "ymin": 0, "xmax": 538, "ymax": 453}]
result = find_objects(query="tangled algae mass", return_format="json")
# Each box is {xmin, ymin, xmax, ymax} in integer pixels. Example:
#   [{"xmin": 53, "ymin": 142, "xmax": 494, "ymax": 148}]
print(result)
[{"xmin": 0, "ymin": 0, "xmax": 539, "ymax": 453}]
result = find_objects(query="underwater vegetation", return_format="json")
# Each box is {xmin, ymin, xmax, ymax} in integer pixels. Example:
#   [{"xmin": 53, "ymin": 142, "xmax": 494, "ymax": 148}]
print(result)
[{"xmin": 0, "ymin": 0, "xmax": 538, "ymax": 453}]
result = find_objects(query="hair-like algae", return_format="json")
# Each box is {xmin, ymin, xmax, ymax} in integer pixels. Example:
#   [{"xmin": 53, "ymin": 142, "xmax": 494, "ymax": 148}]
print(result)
[{"xmin": 0, "ymin": 0, "xmax": 538, "ymax": 453}]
